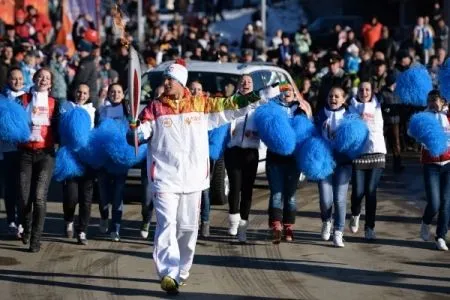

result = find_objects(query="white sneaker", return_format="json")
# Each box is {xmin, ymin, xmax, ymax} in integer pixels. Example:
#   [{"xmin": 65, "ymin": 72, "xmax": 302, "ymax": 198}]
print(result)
[
  {"xmin": 228, "ymin": 214, "xmax": 240, "ymax": 236},
  {"xmin": 16, "ymin": 224, "xmax": 24, "ymax": 239},
  {"xmin": 65, "ymin": 222, "xmax": 74, "ymax": 238},
  {"xmin": 365, "ymin": 228, "xmax": 376, "ymax": 240},
  {"xmin": 238, "ymin": 220, "xmax": 248, "ymax": 243},
  {"xmin": 333, "ymin": 230, "xmax": 345, "ymax": 248},
  {"xmin": 321, "ymin": 220, "xmax": 332, "ymax": 241},
  {"xmin": 100, "ymin": 219, "xmax": 109, "ymax": 234},
  {"xmin": 420, "ymin": 222, "xmax": 431, "ymax": 241},
  {"xmin": 111, "ymin": 232, "xmax": 120, "ymax": 242},
  {"xmin": 349, "ymin": 215, "xmax": 360, "ymax": 234},
  {"xmin": 436, "ymin": 238, "xmax": 448, "ymax": 251},
  {"xmin": 7, "ymin": 222, "xmax": 17, "ymax": 236}
]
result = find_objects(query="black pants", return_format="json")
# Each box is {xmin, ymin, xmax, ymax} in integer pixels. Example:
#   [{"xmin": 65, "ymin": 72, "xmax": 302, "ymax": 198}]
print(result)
[
  {"xmin": 1, "ymin": 151, "xmax": 21, "ymax": 224},
  {"xmin": 224, "ymin": 147, "xmax": 259, "ymax": 221},
  {"xmin": 140, "ymin": 162, "xmax": 153, "ymax": 224},
  {"xmin": 62, "ymin": 170, "xmax": 94, "ymax": 234},
  {"xmin": 19, "ymin": 149, "xmax": 55, "ymax": 246}
]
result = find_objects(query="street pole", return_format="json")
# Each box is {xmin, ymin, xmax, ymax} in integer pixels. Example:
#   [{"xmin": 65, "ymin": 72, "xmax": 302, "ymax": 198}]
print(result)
[
  {"xmin": 137, "ymin": 0, "xmax": 144, "ymax": 48},
  {"xmin": 261, "ymin": 0, "xmax": 266, "ymax": 49}
]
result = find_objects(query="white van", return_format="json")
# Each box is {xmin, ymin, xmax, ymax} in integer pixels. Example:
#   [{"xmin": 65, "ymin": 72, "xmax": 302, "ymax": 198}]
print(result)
[{"xmin": 135, "ymin": 60, "xmax": 307, "ymax": 204}]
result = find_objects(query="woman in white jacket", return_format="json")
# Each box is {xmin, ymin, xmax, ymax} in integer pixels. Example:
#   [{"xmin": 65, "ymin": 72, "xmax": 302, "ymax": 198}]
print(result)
[
  {"xmin": 348, "ymin": 81, "xmax": 387, "ymax": 240},
  {"xmin": 60, "ymin": 83, "xmax": 96, "ymax": 245}
]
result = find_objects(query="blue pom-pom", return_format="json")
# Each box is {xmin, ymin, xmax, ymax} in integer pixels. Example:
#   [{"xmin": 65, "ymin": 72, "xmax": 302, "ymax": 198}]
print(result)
[
  {"xmin": 208, "ymin": 124, "xmax": 230, "ymax": 160},
  {"xmin": 60, "ymin": 107, "xmax": 91, "ymax": 151},
  {"xmin": 333, "ymin": 114, "xmax": 369, "ymax": 159},
  {"xmin": 439, "ymin": 58, "xmax": 450, "ymax": 101},
  {"xmin": 103, "ymin": 120, "xmax": 141, "ymax": 167},
  {"xmin": 395, "ymin": 65, "xmax": 432, "ymax": 107},
  {"xmin": 77, "ymin": 120, "xmax": 114, "ymax": 169},
  {"xmin": 0, "ymin": 96, "xmax": 30, "ymax": 143},
  {"xmin": 294, "ymin": 137, "xmax": 336, "ymax": 181},
  {"xmin": 54, "ymin": 146, "xmax": 85, "ymax": 181},
  {"xmin": 291, "ymin": 114, "xmax": 317, "ymax": 145},
  {"xmin": 254, "ymin": 102, "xmax": 296, "ymax": 155},
  {"xmin": 408, "ymin": 112, "xmax": 448, "ymax": 156}
]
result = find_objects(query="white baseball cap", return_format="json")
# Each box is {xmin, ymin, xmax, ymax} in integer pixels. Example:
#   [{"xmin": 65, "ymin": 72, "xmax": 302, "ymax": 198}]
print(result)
[{"xmin": 164, "ymin": 63, "xmax": 188, "ymax": 87}]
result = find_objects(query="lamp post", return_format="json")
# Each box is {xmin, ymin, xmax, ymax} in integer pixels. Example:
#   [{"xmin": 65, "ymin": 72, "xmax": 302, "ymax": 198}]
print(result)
[{"xmin": 261, "ymin": 0, "xmax": 266, "ymax": 49}]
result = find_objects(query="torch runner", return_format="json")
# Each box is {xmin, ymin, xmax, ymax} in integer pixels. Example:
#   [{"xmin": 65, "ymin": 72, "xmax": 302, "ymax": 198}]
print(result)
[{"xmin": 112, "ymin": 5, "xmax": 141, "ymax": 155}]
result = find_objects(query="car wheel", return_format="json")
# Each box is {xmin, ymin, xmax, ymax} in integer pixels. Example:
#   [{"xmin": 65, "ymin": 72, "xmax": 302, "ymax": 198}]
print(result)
[{"xmin": 210, "ymin": 157, "xmax": 228, "ymax": 205}]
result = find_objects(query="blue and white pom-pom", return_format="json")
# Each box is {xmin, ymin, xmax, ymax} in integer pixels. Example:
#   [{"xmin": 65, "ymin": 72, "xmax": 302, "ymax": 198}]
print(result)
[
  {"xmin": 294, "ymin": 136, "xmax": 336, "ymax": 181},
  {"xmin": 59, "ymin": 107, "xmax": 91, "ymax": 151},
  {"xmin": 254, "ymin": 101, "xmax": 296, "ymax": 155},
  {"xmin": 0, "ymin": 96, "xmax": 30, "ymax": 143},
  {"xmin": 54, "ymin": 146, "xmax": 85, "ymax": 181},
  {"xmin": 208, "ymin": 124, "xmax": 230, "ymax": 160},
  {"xmin": 395, "ymin": 65, "xmax": 432, "ymax": 107},
  {"xmin": 439, "ymin": 58, "xmax": 450, "ymax": 101},
  {"xmin": 408, "ymin": 112, "xmax": 448, "ymax": 157},
  {"xmin": 333, "ymin": 114, "xmax": 369, "ymax": 159}
]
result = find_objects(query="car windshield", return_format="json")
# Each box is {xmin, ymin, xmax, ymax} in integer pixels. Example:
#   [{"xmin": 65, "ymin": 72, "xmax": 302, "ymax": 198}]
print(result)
[{"xmin": 141, "ymin": 71, "xmax": 241, "ymax": 103}]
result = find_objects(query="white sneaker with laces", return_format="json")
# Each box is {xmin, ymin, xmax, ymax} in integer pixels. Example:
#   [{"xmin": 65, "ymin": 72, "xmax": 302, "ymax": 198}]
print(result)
[
  {"xmin": 436, "ymin": 238, "xmax": 448, "ymax": 251},
  {"xmin": 349, "ymin": 215, "xmax": 360, "ymax": 234},
  {"xmin": 238, "ymin": 220, "xmax": 248, "ymax": 243},
  {"xmin": 321, "ymin": 220, "xmax": 332, "ymax": 241},
  {"xmin": 100, "ymin": 219, "xmax": 109, "ymax": 234},
  {"xmin": 365, "ymin": 228, "xmax": 376, "ymax": 240},
  {"xmin": 111, "ymin": 232, "xmax": 120, "ymax": 242},
  {"xmin": 420, "ymin": 222, "xmax": 431, "ymax": 241},
  {"xmin": 333, "ymin": 230, "xmax": 345, "ymax": 248}
]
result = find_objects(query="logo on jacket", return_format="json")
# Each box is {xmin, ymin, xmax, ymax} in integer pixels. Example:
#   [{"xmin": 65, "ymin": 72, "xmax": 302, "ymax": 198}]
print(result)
[
  {"xmin": 162, "ymin": 118, "xmax": 173, "ymax": 127},
  {"xmin": 184, "ymin": 115, "xmax": 201, "ymax": 125}
]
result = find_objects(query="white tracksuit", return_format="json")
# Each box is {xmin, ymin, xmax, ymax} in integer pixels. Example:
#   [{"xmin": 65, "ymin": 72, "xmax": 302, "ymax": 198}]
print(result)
[{"xmin": 137, "ymin": 87, "xmax": 275, "ymax": 282}]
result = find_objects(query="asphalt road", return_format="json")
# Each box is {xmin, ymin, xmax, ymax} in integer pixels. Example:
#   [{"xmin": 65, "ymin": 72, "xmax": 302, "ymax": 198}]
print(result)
[{"xmin": 0, "ymin": 154, "xmax": 449, "ymax": 299}]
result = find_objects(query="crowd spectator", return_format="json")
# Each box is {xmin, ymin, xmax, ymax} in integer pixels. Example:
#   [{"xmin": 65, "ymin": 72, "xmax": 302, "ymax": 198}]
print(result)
[{"xmin": 362, "ymin": 16, "xmax": 383, "ymax": 49}]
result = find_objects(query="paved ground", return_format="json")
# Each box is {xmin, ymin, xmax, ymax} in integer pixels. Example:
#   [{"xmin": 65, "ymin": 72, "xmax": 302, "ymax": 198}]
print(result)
[{"xmin": 0, "ymin": 155, "xmax": 449, "ymax": 299}]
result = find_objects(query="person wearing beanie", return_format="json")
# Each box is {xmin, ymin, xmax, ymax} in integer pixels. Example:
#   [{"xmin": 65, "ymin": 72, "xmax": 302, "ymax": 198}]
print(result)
[{"xmin": 129, "ymin": 59, "xmax": 277, "ymax": 295}]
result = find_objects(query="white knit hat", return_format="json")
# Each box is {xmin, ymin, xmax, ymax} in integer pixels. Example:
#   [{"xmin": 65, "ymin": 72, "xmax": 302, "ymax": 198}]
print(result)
[{"xmin": 164, "ymin": 63, "xmax": 188, "ymax": 87}]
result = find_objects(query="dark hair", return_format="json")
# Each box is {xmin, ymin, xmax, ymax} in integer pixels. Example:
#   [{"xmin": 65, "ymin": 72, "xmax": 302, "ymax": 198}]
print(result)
[
  {"xmin": 107, "ymin": 82, "xmax": 123, "ymax": 95},
  {"xmin": 7, "ymin": 67, "xmax": 23, "ymax": 79},
  {"xmin": 427, "ymin": 89, "xmax": 443, "ymax": 102},
  {"xmin": 73, "ymin": 83, "xmax": 91, "ymax": 103},
  {"xmin": 32, "ymin": 67, "xmax": 53, "ymax": 85},
  {"xmin": 357, "ymin": 81, "xmax": 373, "ymax": 101}
]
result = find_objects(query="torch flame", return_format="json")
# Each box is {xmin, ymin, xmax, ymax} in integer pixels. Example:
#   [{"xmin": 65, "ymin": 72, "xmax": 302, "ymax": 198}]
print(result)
[{"xmin": 112, "ymin": 4, "xmax": 129, "ymax": 48}]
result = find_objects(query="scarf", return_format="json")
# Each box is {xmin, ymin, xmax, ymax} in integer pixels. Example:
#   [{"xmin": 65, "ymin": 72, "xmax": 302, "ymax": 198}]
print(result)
[
  {"xmin": 322, "ymin": 107, "xmax": 346, "ymax": 141},
  {"xmin": 26, "ymin": 90, "xmax": 50, "ymax": 142}
]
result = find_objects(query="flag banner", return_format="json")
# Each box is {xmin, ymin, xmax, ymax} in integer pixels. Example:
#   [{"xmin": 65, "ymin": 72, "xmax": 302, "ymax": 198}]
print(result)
[{"xmin": 0, "ymin": 0, "xmax": 15, "ymax": 24}]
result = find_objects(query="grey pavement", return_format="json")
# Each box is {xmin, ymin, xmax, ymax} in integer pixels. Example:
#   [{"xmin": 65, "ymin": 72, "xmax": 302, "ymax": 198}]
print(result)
[{"xmin": 0, "ymin": 154, "xmax": 449, "ymax": 299}]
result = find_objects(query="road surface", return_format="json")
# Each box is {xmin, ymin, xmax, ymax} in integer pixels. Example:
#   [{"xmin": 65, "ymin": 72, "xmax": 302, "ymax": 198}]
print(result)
[{"xmin": 0, "ymin": 154, "xmax": 449, "ymax": 299}]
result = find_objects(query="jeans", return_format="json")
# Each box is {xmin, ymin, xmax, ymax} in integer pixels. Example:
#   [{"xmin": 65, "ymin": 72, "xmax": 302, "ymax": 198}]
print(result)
[
  {"xmin": 266, "ymin": 161, "xmax": 300, "ymax": 226},
  {"xmin": 18, "ymin": 149, "xmax": 55, "ymax": 247},
  {"xmin": 141, "ymin": 162, "xmax": 153, "ymax": 224},
  {"xmin": 351, "ymin": 168, "xmax": 384, "ymax": 230},
  {"xmin": 422, "ymin": 164, "xmax": 450, "ymax": 239},
  {"xmin": 225, "ymin": 147, "xmax": 259, "ymax": 220},
  {"xmin": 1, "ymin": 151, "xmax": 21, "ymax": 225},
  {"xmin": 62, "ymin": 169, "xmax": 94, "ymax": 233},
  {"xmin": 98, "ymin": 172, "xmax": 126, "ymax": 233},
  {"xmin": 318, "ymin": 164, "xmax": 352, "ymax": 232}
]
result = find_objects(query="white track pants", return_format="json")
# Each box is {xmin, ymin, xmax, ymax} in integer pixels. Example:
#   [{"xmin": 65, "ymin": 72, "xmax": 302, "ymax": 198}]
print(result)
[{"xmin": 153, "ymin": 191, "xmax": 201, "ymax": 283}]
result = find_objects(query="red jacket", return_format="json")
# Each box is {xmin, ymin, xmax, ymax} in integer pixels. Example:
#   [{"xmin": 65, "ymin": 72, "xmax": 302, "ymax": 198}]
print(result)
[
  {"xmin": 362, "ymin": 23, "xmax": 383, "ymax": 49},
  {"xmin": 421, "ymin": 113, "xmax": 450, "ymax": 164},
  {"xmin": 19, "ymin": 93, "xmax": 59, "ymax": 151},
  {"xmin": 15, "ymin": 23, "xmax": 33, "ymax": 39}
]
